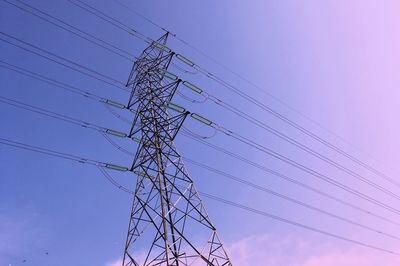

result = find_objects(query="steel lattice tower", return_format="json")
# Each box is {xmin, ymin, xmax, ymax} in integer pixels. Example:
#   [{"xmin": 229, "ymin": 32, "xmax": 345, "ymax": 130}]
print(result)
[{"xmin": 121, "ymin": 33, "xmax": 232, "ymax": 266}]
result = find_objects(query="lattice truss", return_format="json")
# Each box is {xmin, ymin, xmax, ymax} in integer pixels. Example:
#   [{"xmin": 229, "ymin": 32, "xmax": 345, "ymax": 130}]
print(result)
[{"xmin": 121, "ymin": 33, "xmax": 232, "ymax": 266}]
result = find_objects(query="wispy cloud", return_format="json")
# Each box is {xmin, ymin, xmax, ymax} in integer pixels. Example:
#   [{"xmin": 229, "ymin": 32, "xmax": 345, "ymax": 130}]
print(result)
[
  {"xmin": 302, "ymin": 249, "xmax": 400, "ymax": 266},
  {"xmin": 0, "ymin": 205, "xmax": 45, "ymax": 265},
  {"xmin": 105, "ymin": 233, "xmax": 400, "ymax": 266},
  {"xmin": 105, "ymin": 258, "xmax": 123, "ymax": 266},
  {"xmin": 226, "ymin": 234, "xmax": 400, "ymax": 266}
]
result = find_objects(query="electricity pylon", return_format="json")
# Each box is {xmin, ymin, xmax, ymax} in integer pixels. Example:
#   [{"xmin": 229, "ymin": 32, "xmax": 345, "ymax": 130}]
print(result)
[{"xmin": 121, "ymin": 33, "xmax": 232, "ymax": 266}]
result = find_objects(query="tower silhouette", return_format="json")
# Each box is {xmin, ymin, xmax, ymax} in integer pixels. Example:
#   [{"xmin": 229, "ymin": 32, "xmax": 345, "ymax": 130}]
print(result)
[{"xmin": 122, "ymin": 33, "xmax": 232, "ymax": 266}]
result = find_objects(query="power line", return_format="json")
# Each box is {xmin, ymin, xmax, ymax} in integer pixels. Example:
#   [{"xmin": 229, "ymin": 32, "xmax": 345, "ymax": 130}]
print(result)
[
  {"xmin": 16, "ymin": 65, "xmax": 392, "ymax": 218},
  {"xmin": 0, "ymin": 95, "xmax": 128, "ymax": 139},
  {"xmin": 0, "ymin": 60, "xmax": 104, "ymax": 102},
  {"xmin": 7, "ymin": 67, "xmax": 397, "ymax": 227},
  {"xmin": 67, "ymin": 0, "xmax": 151, "ymax": 44},
  {"xmin": 177, "ymin": 42, "xmax": 396, "ymax": 187},
  {"xmin": 108, "ymin": 0, "xmax": 397, "ymax": 189},
  {"xmin": 98, "ymin": 162, "xmax": 400, "ymax": 256},
  {"xmin": 104, "ymin": 0, "xmax": 399, "ymax": 191},
  {"xmin": 71, "ymin": 57, "xmax": 400, "ymax": 204},
  {"xmin": 1, "ymin": 31, "xmax": 124, "ymax": 85},
  {"xmin": 0, "ymin": 60, "xmax": 137, "ymax": 124},
  {"xmin": 102, "ymin": 128, "xmax": 400, "ymax": 228},
  {"xmin": 0, "ymin": 137, "xmax": 103, "ymax": 166},
  {"xmin": 5, "ymin": 70, "xmax": 399, "ymax": 224},
  {"xmin": 0, "ymin": 137, "xmax": 132, "ymax": 177},
  {"xmin": 0, "ymin": 31, "xmax": 128, "ymax": 91},
  {"xmin": 181, "ymin": 133, "xmax": 400, "ymax": 226},
  {"xmin": 0, "ymin": 60, "xmax": 136, "ymax": 123},
  {"xmin": 103, "ymin": 131, "xmax": 400, "ymax": 240},
  {"xmin": 5, "ymin": 2, "xmax": 399, "ymax": 259},
  {"xmin": 1, "ymin": 0, "xmax": 137, "ymax": 61},
  {"xmin": 5, "ymin": 75, "xmax": 399, "ymax": 254},
  {"xmin": 184, "ymin": 158, "xmax": 400, "ymax": 240},
  {"xmin": 176, "ymin": 81, "xmax": 400, "ymax": 194},
  {"xmin": 4, "ymin": 16, "xmax": 398, "ymax": 251},
  {"xmin": 3, "ymin": 21, "xmax": 394, "ymax": 198},
  {"xmin": 4, "ymin": 134, "xmax": 396, "ymax": 257},
  {"xmin": 200, "ymin": 191, "xmax": 400, "ymax": 256},
  {"xmin": 61, "ymin": 86, "xmax": 390, "ymax": 222},
  {"xmin": 211, "ymin": 125, "xmax": 400, "ymax": 215},
  {"xmin": 192, "ymin": 64, "xmax": 400, "ymax": 189},
  {"xmin": 5, "ymin": 125, "xmax": 398, "ymax": 256},
  {"xmin": 110, "ymin": 0, "xmax": 170, "ymax": 34}
]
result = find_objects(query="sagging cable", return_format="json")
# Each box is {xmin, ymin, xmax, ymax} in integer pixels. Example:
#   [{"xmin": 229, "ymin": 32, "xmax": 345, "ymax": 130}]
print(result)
[
  {"xmin": 103, "ymin": 104, "xmax": 132, "ymax": 125},
  {"xmin": 102, "ymin": 133, "xmax": 134, "ymax": 156},
  {"xmin": 171, "ymin": 62, "xmax": 198, "ymax": 75},
  {"xmin": 98, "ymin": 166, "xmax": 133, "ymax": 194},
  {"xmin": 181, "ymin": 126, "xmax": 218, "ymax": 140},
  {"xmin": 176, "ymin": 90, "xmax": 208, "ymax": 104}
]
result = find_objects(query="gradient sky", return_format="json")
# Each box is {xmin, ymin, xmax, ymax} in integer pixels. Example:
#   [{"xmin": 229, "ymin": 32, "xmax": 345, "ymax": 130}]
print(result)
[{"xmin": 1, "ymin": 0, "xmax": 400, "ymax": 265}]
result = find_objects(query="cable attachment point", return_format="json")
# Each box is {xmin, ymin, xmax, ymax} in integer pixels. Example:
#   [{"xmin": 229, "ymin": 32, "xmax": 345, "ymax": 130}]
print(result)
[
  {"xmin": 105, "ymin": 128, "xmax": 127, "ymax": 138},
  {"xmin": 134, "ymin": 170, "xmax": 155, "ymax": 180},
  {"xmin": 157, "ymin": 68, "xmax": 178, "ymax": 81},
  {"xmin": 175, "ymin": 54, "xmax": 195, "ymax": 67},
  {"xmin": 190, "ymin": 113, "xmax": 213, "ymax": 126},
  {"xmin": 102, "ymin": 99, "xmax": 126, "ymax": 109},
  {"xmin": 152, "ymin": 41, "xmax": 172, "ymax": 53},
  {"xmin": 164, "ymin": 102, "xmax": 186, "ymax": 113},
  {"xmin": 131, "ymin": 136, "xmax": 141, "ymax": 143},
  {"xmin": 182, "ymin": 81, "xmax": 203, "ymax": 94},
  {"xmin": 177, "ymin": 81, "xmax": 208, "ymax": 103},
  {"xmin": 105, "ymin": 163, "xmax": 129, "ymax": 172}
]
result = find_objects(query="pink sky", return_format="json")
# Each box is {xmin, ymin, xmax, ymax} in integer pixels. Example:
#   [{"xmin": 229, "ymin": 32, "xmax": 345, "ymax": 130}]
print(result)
[
  {"xmin": 226, "ymin": 234, "xmax": 400, "ymax": 266},
  {"xmin": 2, "ymin": 0, "xmax": 400, "ymax": 265}
]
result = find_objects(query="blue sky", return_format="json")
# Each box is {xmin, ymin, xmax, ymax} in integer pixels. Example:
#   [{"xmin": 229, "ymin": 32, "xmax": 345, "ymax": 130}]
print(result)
[{"xmin": 1, "ymin": 0, "xmax": 400, "ymax": 265}]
